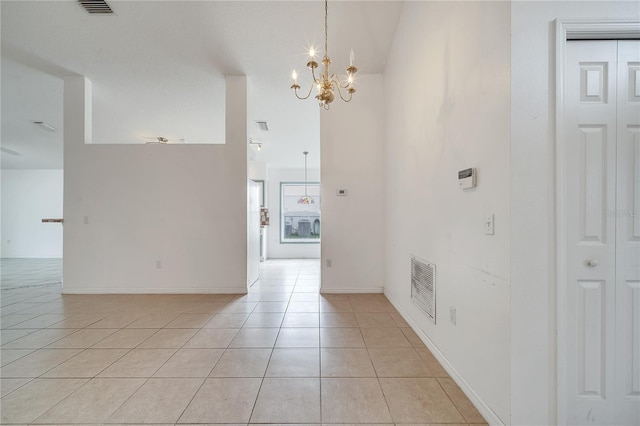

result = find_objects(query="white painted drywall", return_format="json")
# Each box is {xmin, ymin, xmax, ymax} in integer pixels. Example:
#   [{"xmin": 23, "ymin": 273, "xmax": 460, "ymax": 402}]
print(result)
[
  {"xmin": 320, "ymin": 74, "xmax": 385, "ymax": 293},
  {"xmin": 266, "ymin": 167, "xmax": 321, "ymax": 259},
  {"xmin": 1, "ymin": 169, "xmax": 63, "ymax": 258},
  {"xmin": 383, "ymin": 2, "xmax": 510, "ymax": 423},
  {"xmin": 510, "ymin": 2, "xmax": 640, "ymax": 424},
  {"xmin": 62, "ymin": 76, "xmax": 248, "ymax": 293},
  {"xmin": 248, "ymin": 161, "xmax": 267, "ymax": 182}
]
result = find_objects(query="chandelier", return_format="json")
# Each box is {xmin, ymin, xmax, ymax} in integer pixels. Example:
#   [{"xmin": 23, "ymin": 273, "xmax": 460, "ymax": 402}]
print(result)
[
  {"xmin": 290, "ymin": 0, "xmax": 357, "ymax": 110},
  {"xmin": 298, "ymin": 151, "xmax": 315, "ymax": 204}
]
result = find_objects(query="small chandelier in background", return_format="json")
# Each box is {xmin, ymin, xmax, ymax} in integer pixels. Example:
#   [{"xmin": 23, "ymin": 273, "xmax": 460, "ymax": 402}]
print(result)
[
  {"xmin": 298, "ymin": 151, "xmax": 315, "ymax": 204},
  {"xmin": 290, "ymin": 0, "xmax": 357, "ymax": 110}
]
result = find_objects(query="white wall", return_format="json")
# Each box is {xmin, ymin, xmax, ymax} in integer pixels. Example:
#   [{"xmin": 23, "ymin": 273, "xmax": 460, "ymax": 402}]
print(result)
[
  {"xmin": 266, "ymin": 167, "xmax": 321, "ymax": 259},
  {"xmin": 383, "ymin": 2, "xmax": 510, "ymax": 424},
  {"xmin": 62, "ymin": 76, "xmax": 248, "ymax": 293},
  {"xmin": 248, "ymin": 161, "xmax": 267, "ymax": 182},
  {"xmin": 320, "ymin": 74, "xmax": 385, "ymax": 293},
  {"xmin": 1, "ymin": 169, "xmax": 63, "ymax": 258},
  {"xmin": 510, "ymin": 2, "xmax": 640, "ymax": 424}
]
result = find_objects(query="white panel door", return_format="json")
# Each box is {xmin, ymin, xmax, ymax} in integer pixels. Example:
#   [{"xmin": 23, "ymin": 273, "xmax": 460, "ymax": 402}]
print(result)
[
  {"xmin": 615, "ymin": 40, "xmax": 640, "ymax": 424},
  {"xmin": 566, "ymin": 40, "xmax": 617, "ymax": 425},
  {"xmin": 565, "ymin": 40, "xmax": 640, "ymax": 426}
]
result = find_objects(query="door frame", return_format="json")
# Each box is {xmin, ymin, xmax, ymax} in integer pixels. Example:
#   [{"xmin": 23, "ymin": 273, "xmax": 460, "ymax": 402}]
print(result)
[{"xmin": 554, "ymin": 18, "xmax": 640, "ymax": 424}]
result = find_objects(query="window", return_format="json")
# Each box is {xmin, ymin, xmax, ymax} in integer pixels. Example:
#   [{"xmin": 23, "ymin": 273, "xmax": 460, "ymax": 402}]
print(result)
[{"xmin": 280, "ymin": 182, "xmax": 321, "ymax": 243}]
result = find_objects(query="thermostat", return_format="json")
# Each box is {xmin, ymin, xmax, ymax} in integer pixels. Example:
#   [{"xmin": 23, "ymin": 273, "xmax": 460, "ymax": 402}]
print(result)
[{"xmin": 458, "ymin": 168, "xmax": 476, "ymax": 189}]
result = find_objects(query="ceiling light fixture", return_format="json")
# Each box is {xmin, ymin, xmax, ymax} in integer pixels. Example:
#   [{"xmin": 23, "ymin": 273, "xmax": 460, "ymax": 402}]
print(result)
[
  {"xmin": 298, "ymin": 151, "xmax": 315, "ymax": 204},
  {"xmin": 33, "ymin": 121, "xmax": 57, "ymax": 132},
  {"xmin": 249, "ymin": 139, "xmax": 262, "ymax": 151},
  {"xmin": 290, "ymin": 0, "xmax": 357, "ymax": 110}
]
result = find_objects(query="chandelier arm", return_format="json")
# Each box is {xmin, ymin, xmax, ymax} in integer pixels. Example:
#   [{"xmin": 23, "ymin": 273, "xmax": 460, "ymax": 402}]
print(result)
[
  {"xmin": 310, "ymin": 66, "xmax": 321, "ymax": 84},
  {"xmin": 333, "ymin": 80, "xmax": 354, "ymax": 103},
  {"xmin": 330, "ymin": 74, "xmax": 352, "ymax": 90},
  {"xmin": 294, "ymin": 84, "xmax": 315, "ymax": 100}
]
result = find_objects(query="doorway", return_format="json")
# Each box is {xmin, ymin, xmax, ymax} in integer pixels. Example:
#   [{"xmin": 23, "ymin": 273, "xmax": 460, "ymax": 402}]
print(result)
[
  {"xmin": 562, "ymin": 39, "xmax": 639, "ymax": 425},
  {"xmin": 248, "ymin": 180, "xmax": 262, "ymax": 287}
]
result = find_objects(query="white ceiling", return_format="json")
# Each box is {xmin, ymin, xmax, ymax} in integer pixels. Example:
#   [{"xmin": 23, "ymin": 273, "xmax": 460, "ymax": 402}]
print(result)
[{"xmin": 1, "ymin": 0, "xmax": 402, "ymax": 169}]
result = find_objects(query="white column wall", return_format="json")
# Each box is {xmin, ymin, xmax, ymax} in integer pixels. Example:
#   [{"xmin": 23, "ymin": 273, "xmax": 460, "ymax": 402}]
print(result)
[
  {"xmin": 383, "ymin": 2, "xmax": 510, "ymax": 424},
  {"xmin": 320, "ymin": 74, "xmax": 385, "ymax": 293},
  {"xmin": 1, "ymin": 169, "xmax": 64, "ymax": 258},
  {"xmin": 62, "ymin": 76, "xmax": 248, "ymax": 293}
]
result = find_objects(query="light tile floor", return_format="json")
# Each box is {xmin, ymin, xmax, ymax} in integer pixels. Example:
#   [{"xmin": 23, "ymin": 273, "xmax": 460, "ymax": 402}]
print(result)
[{"xmin": 0, "ymin": 258, "xmax": 486, "ymax": 425}]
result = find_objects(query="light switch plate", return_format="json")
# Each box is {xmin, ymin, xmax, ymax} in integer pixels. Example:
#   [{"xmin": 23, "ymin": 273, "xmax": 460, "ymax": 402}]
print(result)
[{"xmin": 485, "ymin": 213, "xmax": 495, "ymax": 235}]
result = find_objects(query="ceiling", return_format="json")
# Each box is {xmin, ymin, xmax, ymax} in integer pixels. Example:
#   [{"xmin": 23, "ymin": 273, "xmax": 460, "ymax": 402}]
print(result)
[{"xmin": 1, "ymin": 0, "xmax": 403, "ymax": 170}]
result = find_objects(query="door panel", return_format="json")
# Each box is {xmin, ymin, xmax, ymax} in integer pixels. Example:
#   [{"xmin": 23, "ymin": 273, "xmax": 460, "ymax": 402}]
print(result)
[
  {"xmin": 578, "ymin": 125, "xmax": 608, "ymax": 243},
  {"xmin": 577, "ymin": 280, "xmax": 606, "ymax": 397}
]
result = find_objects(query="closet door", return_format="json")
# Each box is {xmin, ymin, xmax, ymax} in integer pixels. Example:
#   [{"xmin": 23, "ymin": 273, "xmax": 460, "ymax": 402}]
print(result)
[{"xmin": 565, "ymin": 40, "xmax": 640, "ymax": 426}]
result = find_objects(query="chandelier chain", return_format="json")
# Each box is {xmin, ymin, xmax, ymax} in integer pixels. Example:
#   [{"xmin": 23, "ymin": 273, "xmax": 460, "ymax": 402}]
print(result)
[
  {"xmin": 304, "ymin": 151, "xmax": 308, "ymax": 196},
  {"xmin": 324, "ymin": 0, "xmax": 328, "ymax": 57}
]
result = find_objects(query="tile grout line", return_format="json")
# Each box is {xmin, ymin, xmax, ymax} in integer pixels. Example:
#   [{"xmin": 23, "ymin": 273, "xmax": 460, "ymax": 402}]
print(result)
[
  {"xmin": 244, "ymin": 273, "xmax": 293, "ymax": 425},
  {"xmin": 435, "ymin": 376, "xmax": 473, "ymax": 424},
  {"xmin": 358, "ymin": 304, "xmax": 396, "ymax": 424},
  {"xmin": 153, "ymin": 298, "xmax": 246, "ymax": 424}
]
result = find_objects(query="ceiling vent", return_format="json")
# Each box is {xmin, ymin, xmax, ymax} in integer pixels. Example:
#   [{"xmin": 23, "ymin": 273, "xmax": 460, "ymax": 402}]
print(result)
[
  {"xmin": 78, "ymin": 0, "xmax": 114, "ymax": 14},
  {"xmin": 255, "ymin": 121, "xmax": 269, "ymax": 131}
]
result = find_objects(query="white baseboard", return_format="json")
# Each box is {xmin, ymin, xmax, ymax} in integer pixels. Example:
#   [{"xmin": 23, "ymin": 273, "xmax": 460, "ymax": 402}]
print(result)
[
  {"xmin": 320, "ymin": 286, "xmax": 384, "ymax": 294},
  {"xmin": 384, "ymin": 291, "xmax": 505, "ymax": 426},
  {"xmin": 62, "ymin": 287, "xmax": 247, "ymax": 295}
]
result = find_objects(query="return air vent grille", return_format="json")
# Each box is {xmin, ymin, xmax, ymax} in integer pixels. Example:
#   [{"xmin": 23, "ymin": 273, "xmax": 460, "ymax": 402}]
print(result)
[
  {"xmin": 78, "ymin": 0, "xmax": 114, "ymax": 14},
  {"xmin": 411, "ymin": 255, "xmax": 436, "ymax": 324}
]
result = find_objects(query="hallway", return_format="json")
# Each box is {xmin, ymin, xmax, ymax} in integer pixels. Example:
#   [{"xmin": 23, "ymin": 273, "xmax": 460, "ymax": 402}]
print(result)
[{"xmin": 0, "ymin": 259, "xmax": 486, "ymax": 424}]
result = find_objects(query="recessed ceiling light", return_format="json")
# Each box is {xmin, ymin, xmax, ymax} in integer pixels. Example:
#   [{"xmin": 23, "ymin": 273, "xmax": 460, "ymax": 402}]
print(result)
[
  {"xmin": 255, "ymin": 121, "xmax": 269, "ymax": 131},
  {"xmin": 33, "ymin": 121, "xmax": 57, "ymax": 132}
]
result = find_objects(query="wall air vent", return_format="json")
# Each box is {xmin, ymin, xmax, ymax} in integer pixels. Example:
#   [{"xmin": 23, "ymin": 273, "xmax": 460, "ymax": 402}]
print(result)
[
  {"xmin": 78, "ymin": 0, "xmax": 114, "ymax": 14},
  {"xmin": 411, "ymin": 255, "xmax": 436, "ymax": 324},
  {"xmin": 255, "ymin": 121, "xmax": 269, "ymax": 131}
]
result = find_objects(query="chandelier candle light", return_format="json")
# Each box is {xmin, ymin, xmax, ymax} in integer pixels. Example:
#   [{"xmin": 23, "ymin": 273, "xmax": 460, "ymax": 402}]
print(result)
[{"xmin": 290, "ymin": 0, "xmax": 357, "ymax": 110}]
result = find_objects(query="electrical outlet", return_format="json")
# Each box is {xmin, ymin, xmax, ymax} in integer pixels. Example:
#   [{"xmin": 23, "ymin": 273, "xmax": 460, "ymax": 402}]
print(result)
[
  {"xmin": 326, "ymin": 259, "xmax": 332, "ymax": 268},
  {"xmin": 156, "ymin": 260, "xmax": 162, "ymax": 269},
  {"xmin": 83, "ymin": 216, "xmax": 89, "ymax": 225},
  {"xmin": 449, "ymin": 306, "xmax": 457, "ymax": 325}
]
